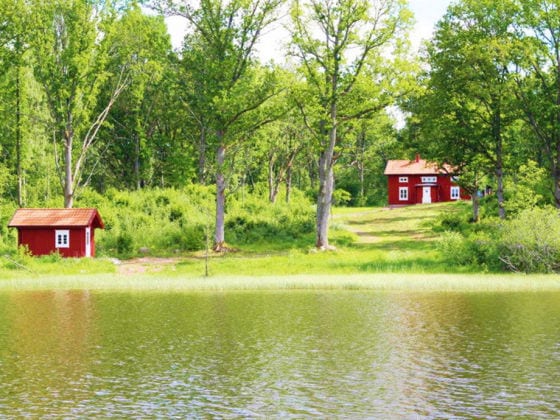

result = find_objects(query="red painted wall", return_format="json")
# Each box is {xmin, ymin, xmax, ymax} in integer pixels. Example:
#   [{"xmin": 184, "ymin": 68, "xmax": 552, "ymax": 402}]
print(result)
[
  {"xmin": 18, "ymin": 228, "xmax": 88, "ymax": 257},
  {"xmin": 387, "ymin": 174, "xmax": 468, "ymax": 206}
]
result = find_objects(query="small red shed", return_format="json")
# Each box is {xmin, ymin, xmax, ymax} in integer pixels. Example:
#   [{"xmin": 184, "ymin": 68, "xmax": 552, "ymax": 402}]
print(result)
[
  {"xmin": 8, "ymin": 208, "xmax": 104, "ymax": 257},
  {"xmin": 384, "ymin": 155, "xmax": 468, "ymax": 206}
]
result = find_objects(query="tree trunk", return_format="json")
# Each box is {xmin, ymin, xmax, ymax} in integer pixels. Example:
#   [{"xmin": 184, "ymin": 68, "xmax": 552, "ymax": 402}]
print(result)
[
  {"xmin": 316, "ymin": 106, "xmax": 337, "ymax": 249},
  {"xmin": 198, "ymin": 128, "xmax": 207, "ymax": 184},
  {"xmin": 268, "ymin": 154, "xmax": 278, "ymax": 203},
  {"xmin": 358, "ymin": 161, "xmax": 365, "ymax": 206},
  {"xmin": 214, "ymin": 141, "xmax": 227, "ymax": 251},
  {"xmin": 134, "ymin": 133, "xmax": 141, "ymax": 190},
  {"xmin": 492, "ymin": 106, "xmax": 505, "ymax": 219},
  {"xmin": 15, "ymin": 62, "xmax": 23, "ymax": 207},
  {"xmin": 286, "ymin": 163, "xmax": 292, "ymax": 204},
  {"xmin": 316, "ymin": 151, "xmax": 335, "ymax": 249},
  {"xmin": 471, "ymin": 191, "xmax": 480, "ymax": 223},
  {"xmin": 64, "ymin": 130, "xmax": 74, "ymax": 209}
]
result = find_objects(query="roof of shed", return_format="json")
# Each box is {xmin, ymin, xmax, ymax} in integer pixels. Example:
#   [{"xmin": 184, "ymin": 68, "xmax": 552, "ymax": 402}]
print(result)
[
  {"xmin": 384, "ymin": 158, "xmax": 453, "ymax": 175},
  {"xmin": 8, "ymin": 208, "xmax": 104, "ymax": 229}
]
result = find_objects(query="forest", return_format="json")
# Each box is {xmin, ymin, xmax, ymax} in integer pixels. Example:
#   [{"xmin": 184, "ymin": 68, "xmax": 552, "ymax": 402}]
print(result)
[{"xmin": 1, "ymin": 0, "xmax": 560, "ymax": 271}]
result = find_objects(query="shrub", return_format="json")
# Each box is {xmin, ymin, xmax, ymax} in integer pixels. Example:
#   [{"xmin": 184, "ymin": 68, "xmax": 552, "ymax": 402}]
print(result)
[
  {"xmin": 504, "ymin": 160, "xmax": 551, "ymax": 216},
  {"xmin": 440, "ymin": 207, "xmax": 560, "ymax": 273},
  {"xmin": 174, "ymin": 225, "xmax": 207, "ymax": 251},
  {"xmin": 438, "ymin": 231, "xmax": 470, "ymax": 266},
  {"xmin": 437, "ymin": 223, "xmax": 500, "ymax": 271},
  {"xmin": 433, "ymin": 213, "xmax": 468, "ymax": 233},
  {"xmin": 498, "ymin": 207, "xmax": 560, "ymax": 273},
  {"xmin": 116, "ymin": 232, "xmax": 134, "ymax": 258},
  {"xmin": 333, "ymin": 189, "xmax": 352, "ymax": 206}
]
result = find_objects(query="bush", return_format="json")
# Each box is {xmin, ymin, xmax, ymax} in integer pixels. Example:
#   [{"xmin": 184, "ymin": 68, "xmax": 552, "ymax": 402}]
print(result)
[
  {"xmin": 225, "ymin": 188, "xmax": 315, "ymax": 247},
  {"xmin": 72, "ymin": 185, "xmax": 315, "ymax": 256},
  {"xmin": 116, "ymin": 232, "xmax": 134, "ymax": 258},
  {"xmin": 0, "ymin": 185, "xmax": 315, "ymax": 258},
  {"xmin": 438, "ymin": 207, "xmax": 560, "ymax": 273},
  {"xmin": 437, "ymin": 217, "xmax": 501, "ymax": 271},
  {"xmin": 504, "ymin": 160, "xmax": 551, "ymax": 216},
  {"xmin": 498, "ymin": 207, "xmax": 560, "ymax": 273},
  {"xmin": 433, "ymin": 213, "xmax": 468, "ymax": 233},
  {"xmin": 333, "ymin": 189, "xmax": 352, "ymax": 206}
]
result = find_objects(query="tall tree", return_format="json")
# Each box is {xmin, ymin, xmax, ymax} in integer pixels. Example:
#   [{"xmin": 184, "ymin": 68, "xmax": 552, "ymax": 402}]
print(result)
[
  {"xmin": 414, "ymin": 0, "xmax": 519, "ymax": 219},
  {"xmin": 29, "ymin": 0, "xmax": 129, "ymax": 208},
  {"xmin": 513, "ymin": 0, "xmax": 560, "ymax": 208},
  {"xmin": 99, "ymin": 4, "xmax": 175, "ymax": 190},
  {"xmin": 152, "ymin": 0, "xmax": 283, "ymax": 250},
  {"xmin": 0, "ymin": 0, "xmax": 31, "ymax": 206},
  {"xmin": 290, "ymin": 0, "xmax": 411, "ymax": 249}
]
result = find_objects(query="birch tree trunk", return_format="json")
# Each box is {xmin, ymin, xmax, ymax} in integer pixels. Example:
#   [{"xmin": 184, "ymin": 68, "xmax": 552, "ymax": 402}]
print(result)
[
  {"xmin": 15, "ymin": 61, "xmax": 23, "ymax": 207},
  {"xmin": 316, "ymin": 102, "xmax": 337, "ymax": 249},
  {"xmin": 64, "ymin": 128, "xmax": 74, "ymax": 209},
  {"xmin": 316, "ymin": 151, "xmax": 335, "ymax": 249},
  {"xmin": 286, "ymin": 164, "xmax": 292, "ymax": 204},
  {"xmin": 214, "ymin": 141, "xmax": 227, "ymax": 251}
]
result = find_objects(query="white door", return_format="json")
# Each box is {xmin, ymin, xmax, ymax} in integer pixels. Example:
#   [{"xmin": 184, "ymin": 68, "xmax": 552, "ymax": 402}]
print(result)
[
  {"xmin": 422, "ymin": 186, "xmax": 432, "ymax": 204},
  {"xmin": 85, "ymin": 227, "xmax": 91, "ymax": 257}
]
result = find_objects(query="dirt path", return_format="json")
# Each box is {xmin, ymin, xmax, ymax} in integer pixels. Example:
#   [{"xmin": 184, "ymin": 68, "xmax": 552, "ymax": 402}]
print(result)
[{"xmin": 115, "ymin": 257, "xmax": 180, "ymax": 275}]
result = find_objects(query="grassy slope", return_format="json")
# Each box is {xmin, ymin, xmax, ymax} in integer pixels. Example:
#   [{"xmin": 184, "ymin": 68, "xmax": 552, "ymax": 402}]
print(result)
[
  {"xmin": 2, "ymin": 201, "xmax": 560, "ymax": 291},
  {"xmin": 169, "ymin": 202, "xmax": 462, "ymax": 277}
]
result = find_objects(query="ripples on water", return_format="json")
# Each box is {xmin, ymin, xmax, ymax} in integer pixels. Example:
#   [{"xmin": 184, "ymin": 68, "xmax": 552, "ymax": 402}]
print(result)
[{"xmin": 0, "ymin": 290, "xmax": 559, "ymax": 417}]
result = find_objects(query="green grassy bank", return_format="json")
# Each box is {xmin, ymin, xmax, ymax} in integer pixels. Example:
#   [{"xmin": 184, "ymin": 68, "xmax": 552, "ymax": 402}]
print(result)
[
  {"xmin": 3, "ymin": 201, "xmax": 559, "ymax": 290},
  {"xmin": 1, "ymin": 273, "xmax": 560, "ymax": 293}
]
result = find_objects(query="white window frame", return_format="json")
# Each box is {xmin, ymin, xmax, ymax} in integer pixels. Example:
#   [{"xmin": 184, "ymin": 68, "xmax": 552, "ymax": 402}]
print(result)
[
  {"xmin": 55, "ymin": 229, "xmax": 70, "ymax": 248},
  {"xmin": 399, "ymin": 187, "xmax": 408, "ymax": 201},
  {"xmin": 450, "ymin": 186, "xmax": 461, "ymax": 200},
  {"xmin": 421, "ymin": 176, "xmax": 437, "ymax": 183},
  {"xmin": 398, "ymin": 176, "xmax": 408, "ymax": 183}
]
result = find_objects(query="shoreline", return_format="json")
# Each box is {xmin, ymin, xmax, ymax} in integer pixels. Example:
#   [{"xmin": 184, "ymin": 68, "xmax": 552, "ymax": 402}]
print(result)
[{"xmin": 1, "ymin": 272, "xmax": 560, "ymax": 293}]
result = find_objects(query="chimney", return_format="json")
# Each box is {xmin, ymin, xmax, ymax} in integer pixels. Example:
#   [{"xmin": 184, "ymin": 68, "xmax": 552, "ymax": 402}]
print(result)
[{"xmin": 415, "ymin": 153, "xmax": 420, "ymax": 163}]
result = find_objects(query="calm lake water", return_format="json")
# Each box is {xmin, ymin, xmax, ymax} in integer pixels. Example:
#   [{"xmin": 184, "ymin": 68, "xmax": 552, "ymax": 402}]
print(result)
[{"xmin": 0, "ymin": 289, "xmax": 559, "ymax": 418}]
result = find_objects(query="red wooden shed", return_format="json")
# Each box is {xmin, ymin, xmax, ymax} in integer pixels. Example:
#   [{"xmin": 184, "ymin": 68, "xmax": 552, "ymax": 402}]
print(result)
[
  {"xmin": 8, "ymin": 208, "xmax": 104, "ymax": 257},
  {"xmin": 384, "ymin": 155, "xmax": 468, "ymax": 206}
]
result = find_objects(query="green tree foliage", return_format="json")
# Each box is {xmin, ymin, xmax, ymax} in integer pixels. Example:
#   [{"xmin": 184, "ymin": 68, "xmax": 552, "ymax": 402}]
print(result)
[
  {"xmin": 512, "ymin": 0, "xmax": 560, "ymax": 208},
  {"xmin": 29, "ymin": 0, "xmax": 129, "ymax": 208},
  {"xmin": 412, "ymin": 0, "xmax": 520, "ymax": 220},
  {"xmin": 504, "ymin": 160, "xmax": 549, "ymax": 216},
  {"xmin": 290, "ymin": 0, "xmax": 412, "ymax": 249},
  {"xmin": 0, "ymin": 0, "xmax": 30, "ymax": 206},
  {"xmin": 336, "ymin": 114, "xmax": 400, "ymax": 206},
  {"xmin": 154, "ymin": 0, "xmax": 284, "ymax": 250},
  {"xmin": 96, "ymin": 4, "xmax": 185, "ymax": 190}
]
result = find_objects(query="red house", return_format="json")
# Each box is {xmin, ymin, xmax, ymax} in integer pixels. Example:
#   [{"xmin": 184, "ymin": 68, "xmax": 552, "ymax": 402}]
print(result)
[
  {"xmin": 8, "ymin": 208, "xmax": 104, "ymax": 257},
  {"xmin": 384, "ymin": 155, "xmax": 467, "ymax": 206}
]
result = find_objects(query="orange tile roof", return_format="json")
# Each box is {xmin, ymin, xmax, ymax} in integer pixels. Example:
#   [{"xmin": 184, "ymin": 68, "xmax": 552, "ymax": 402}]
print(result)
[
  {"xmin": 8, "ymin": 208, "xmax": 104, "ymax": 229},
  {"xmin": 384, "ymin": 158, "xmax": 453, "ymax": 175}
]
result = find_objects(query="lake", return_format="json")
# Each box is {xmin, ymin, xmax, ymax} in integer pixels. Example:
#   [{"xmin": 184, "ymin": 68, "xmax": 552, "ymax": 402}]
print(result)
[{"xmin": 0, "ymin": 289, "xmax": 559, "ymax": 417}]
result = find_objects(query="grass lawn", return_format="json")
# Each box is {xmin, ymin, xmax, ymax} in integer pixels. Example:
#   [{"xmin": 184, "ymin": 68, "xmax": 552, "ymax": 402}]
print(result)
[
  {"xmin": 2, "ymin": 273, "xmax": 560, "ymax": 293},
  {"xmin": 2, "ymin": 201, "xmax": 559, "ymax": 291},
  {"xmin": 166, "ymin": 202, "xmax": 466, "ymax": 277}
]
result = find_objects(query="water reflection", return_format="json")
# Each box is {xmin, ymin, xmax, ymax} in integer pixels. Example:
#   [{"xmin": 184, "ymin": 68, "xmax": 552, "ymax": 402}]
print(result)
[{"xmin": 0, "ymin": 290, "xmax": 558, "ymax": 417}]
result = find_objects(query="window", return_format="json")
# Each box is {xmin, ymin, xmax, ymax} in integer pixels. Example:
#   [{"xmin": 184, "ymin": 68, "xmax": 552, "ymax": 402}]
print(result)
[
  {"xmin": 451, "ymin": 186, "xmax": 460, "ymax": 200},
  {"xmin": 399, "ymin": 187, "xmax": 408, "ymax": 201},
  {"xmin": 399, "ymin": 177, "xmax": 408, "ymax": 183},
  {"xmin": 421, "ymin": 176, "xmax": 437, "ymax": 183},
  {"xmin": 55, "ymin": 230, "xmax": 70, "ymax": 248}
]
